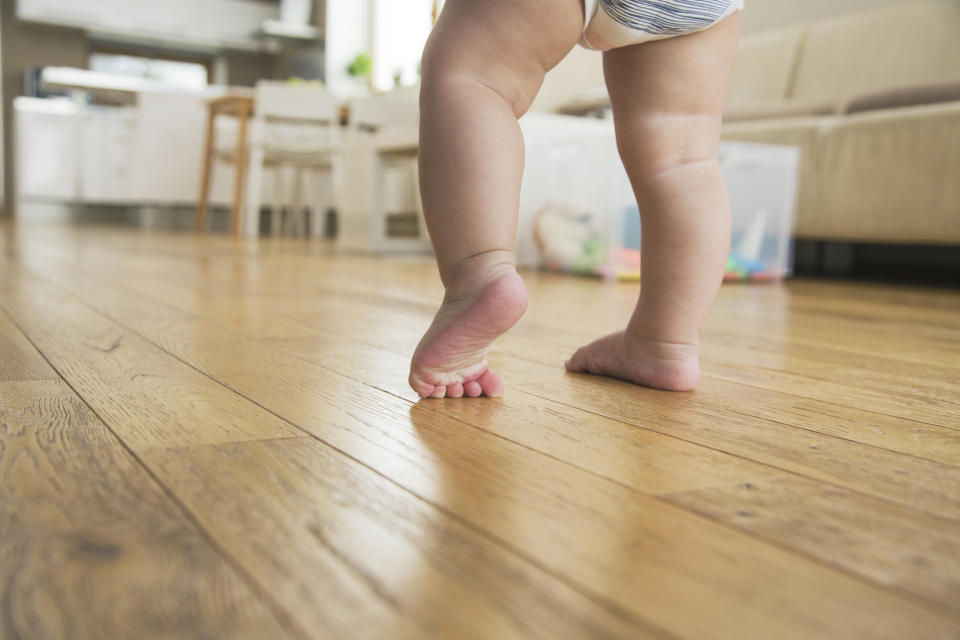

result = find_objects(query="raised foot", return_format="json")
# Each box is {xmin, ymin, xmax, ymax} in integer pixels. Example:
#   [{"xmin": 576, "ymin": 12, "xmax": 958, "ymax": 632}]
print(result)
[
  {"xmin": 409, "ymin": 269, "xmax": 528, "ymax": 399},
  {"xmin": 565, "ymin": 331, "xmax": 701, "ymax": 391}
]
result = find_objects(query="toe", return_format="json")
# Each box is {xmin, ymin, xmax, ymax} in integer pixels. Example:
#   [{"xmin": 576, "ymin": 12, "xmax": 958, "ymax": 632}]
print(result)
[
  {"xmin": 463, "ymin": 380, "xmax": 483, "ymax": 397},
  {"xmin": 476, "ymin": 369, "xmax": 504, "ymax": 397},
  {"xmin": 565, "ymin": 347, "xmax": 587, "ymax": 372},
  {"xmin": 410, "ymin": 373, "xmax": 437, "ymax": 398},
  {"xmin": 429, "ymin": 384, "xmax": 446, "ymax": 399},
  {"xmin": 446, "ymin": 382, "xmax": 464, "ymax": 398}
]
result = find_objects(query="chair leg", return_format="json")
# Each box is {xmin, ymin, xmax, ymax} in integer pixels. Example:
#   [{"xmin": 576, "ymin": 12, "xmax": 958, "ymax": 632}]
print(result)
[
  {"xmin": 292, "ymin": 168, "xmax": 305, "ymax": 237},
  {"xmin": 282, "ymin": 166, "xmax": 295, "ymax": 236},
  {"xmin": 270, "ymin": 166, "xmax": 284, "ymax": 237},
  {"xmin": 244, "ymin": 144, "xmax": 265, "ymax": 238},
  {"xmin": 309, "ymin": 167, "xmax": 326, "ymax": 239}
]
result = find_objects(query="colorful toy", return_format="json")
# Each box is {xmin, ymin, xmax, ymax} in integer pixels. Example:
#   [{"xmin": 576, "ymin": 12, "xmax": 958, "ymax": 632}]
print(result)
[{"xmin": 534, "ymin": 202, "xmax": 785, "ymax": 282}]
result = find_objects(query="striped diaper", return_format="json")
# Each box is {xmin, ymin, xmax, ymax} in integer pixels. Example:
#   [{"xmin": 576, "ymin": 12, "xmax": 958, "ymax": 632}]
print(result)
[{"xmin": 580, "ymin": 0, "xmax": 743, "ymax": 50}]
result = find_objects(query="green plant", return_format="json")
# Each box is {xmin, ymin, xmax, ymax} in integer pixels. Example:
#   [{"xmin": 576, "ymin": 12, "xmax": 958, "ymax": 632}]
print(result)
[{"xmin": 346, "ymin": 52, "xmax": 372, "ymax": 78}]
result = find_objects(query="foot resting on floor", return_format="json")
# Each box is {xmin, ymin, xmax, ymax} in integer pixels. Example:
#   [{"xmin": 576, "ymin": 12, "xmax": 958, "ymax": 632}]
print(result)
[
  {"xmin": 565, "ymin": 331, "xmax": 701, "ymax": 391},
  {"xmin": 409, "ymin": 267, "xmax": 528, "ymax": 399}
]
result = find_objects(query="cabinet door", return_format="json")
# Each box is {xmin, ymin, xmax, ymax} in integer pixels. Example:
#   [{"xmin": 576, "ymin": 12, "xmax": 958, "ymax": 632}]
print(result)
[
  {"xmin": 104, "ymin": 117, "xmax": 137, "ymax": 202},
  {"xmin": 17, "ymin": 110, "xmax": 79, "ymax": 201},
  {"xmin": 79, "ymin": 115, "xmax": 109, "ymax": 201}
]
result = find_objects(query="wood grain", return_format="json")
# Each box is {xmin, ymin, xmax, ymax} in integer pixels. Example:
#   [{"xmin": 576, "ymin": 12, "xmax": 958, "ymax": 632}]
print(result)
[
  {"xmin": 37, "ymin": 272, "xmax": 784, "ymax": 497},
  {"xmin": 144, "ymin": 437, "xmax": 661, "ymax": 640},
  {"xmin": 0, "ymin": 379, "xmax": 299, "ymax": 639},
  {"xmin": 12, "ymin": 258, "xmax": 960, "ymax": 638},
  {"xmin": 5, "ymin": 224, "xmax": 960, "ymax": 639},
  {"xmin": 664, "ymin": 476, "xmax": 960, "ymax": 616},
  {"xmin": 0, "ymin": 273, "xmax": 303, "ymax": 450},
  {"xmin": 0, "ymin": 309, "xmax": 57, "ymax": 381},
  {"xmin": 0, "ymin": 269, "xmax": 658, "ymax": 637},
  {"xmin": 76, "ymin": 265, "xmax": 960, "ymax": 519}
]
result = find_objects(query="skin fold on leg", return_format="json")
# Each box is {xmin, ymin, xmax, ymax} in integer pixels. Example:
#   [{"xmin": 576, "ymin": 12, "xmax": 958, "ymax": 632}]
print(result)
[
  {"xmin": 409, "ymin": 0, "xmax": 583, "ymax": 399},
  {"xmin": 565, "ymin": 13, "xmax": 742, "ymax": 391}
]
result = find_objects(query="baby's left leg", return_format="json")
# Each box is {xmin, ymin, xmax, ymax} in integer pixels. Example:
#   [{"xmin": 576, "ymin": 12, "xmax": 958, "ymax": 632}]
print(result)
[{"xmin": 409, "ymin": 0, "xmax": 583, "ymax": 398}]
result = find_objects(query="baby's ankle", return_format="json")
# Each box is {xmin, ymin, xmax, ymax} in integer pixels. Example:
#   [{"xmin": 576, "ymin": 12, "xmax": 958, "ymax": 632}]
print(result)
[
  {"xmin": 443, "ymin": 249, "xmax": 518, "ymax": 300},
  {"xmin": 623, "ymin": 327, "xmax": 700, "ymax": 360}
]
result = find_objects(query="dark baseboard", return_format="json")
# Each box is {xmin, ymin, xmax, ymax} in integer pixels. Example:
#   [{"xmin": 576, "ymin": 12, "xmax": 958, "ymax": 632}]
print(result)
[{"xmin": 792, "ymin": 239, "xmax": 960, "ymax": 288}]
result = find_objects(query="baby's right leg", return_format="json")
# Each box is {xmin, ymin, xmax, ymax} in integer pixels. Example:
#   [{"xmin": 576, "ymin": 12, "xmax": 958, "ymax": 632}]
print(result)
[
  {"xmin": 566, "ymin": 14, "xmax": 741, "ymax": 391},
  {"xmin": 410, "ymin": 0, "xmax": 582, "ymax": 398}
]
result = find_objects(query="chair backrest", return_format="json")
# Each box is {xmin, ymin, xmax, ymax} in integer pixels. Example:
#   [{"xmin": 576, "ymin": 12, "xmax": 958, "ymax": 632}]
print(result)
[
  {"xmin": 790, "ymin": 0, "xmax": 960, "ymax": 102},
  {"xmin": 254, "ymin": 80, "xmax": 339, "ymax": 123},
  {"xmin": 348, "ymin": 85, "xmax": 420, "ymax": 130}
]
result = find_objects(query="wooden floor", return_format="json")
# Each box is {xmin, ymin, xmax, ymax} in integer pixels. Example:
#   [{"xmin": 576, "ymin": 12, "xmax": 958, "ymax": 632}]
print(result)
[{"xmin": 2, "ymin": 223, "xmax": 959, "ymax": 639}]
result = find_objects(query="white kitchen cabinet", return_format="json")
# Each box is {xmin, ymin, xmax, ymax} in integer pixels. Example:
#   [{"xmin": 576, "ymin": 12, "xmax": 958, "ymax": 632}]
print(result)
[
  {"xmin": 80, "ymin": 109, "xmax": 138, "ymax": 202},
  {"xmin": 15, "ymin": 98, "xmax": 80, "ymax": 201},
  {"xmin": 17, "ymin": 98, "xmax": 140, "ymax": 204},
  {"xmin": 17, "ymin": 92, "xmax": 285, "ymax": 213}
]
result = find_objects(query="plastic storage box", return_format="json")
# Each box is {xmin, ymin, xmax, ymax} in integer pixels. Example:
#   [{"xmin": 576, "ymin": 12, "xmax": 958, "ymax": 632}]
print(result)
[{"xmin": 517, "ymin": 113, "xmax": 800, "ymax": 282}]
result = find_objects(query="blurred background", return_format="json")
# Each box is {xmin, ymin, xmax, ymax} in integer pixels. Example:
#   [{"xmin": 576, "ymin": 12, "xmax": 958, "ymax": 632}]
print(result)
[{"xmin": 0, "ymin": 0, "xmax": 957, "ymax": 282}]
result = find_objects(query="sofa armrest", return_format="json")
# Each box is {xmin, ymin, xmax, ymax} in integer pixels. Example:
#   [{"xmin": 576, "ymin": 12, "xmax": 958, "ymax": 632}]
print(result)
[
  {"xmin": 723, "ymin": 99, "xmax": 837, "ymax": 123},
  {"xmin": 842, "ymin": 75, "xmax": 960, "ymax": 114}
]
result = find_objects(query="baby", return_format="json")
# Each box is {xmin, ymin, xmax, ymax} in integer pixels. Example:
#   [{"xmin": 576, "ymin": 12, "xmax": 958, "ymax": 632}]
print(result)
[{"xmin": 409, "ymin": 0, "xmax": 742, "ymax": 398}]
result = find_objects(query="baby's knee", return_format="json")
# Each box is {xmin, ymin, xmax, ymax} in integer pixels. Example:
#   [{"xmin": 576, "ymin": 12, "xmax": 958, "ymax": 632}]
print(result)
[
  {"xmin": 420, "ymin": 43, "xmax": 542, "ymax": 117},
  {"xmin": 616, "ymin": 113, "xmax": 723, "ymax": 178}
]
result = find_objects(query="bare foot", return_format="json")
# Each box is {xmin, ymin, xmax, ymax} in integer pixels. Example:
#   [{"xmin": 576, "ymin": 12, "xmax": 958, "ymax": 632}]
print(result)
[
  {"xmin": 565, "ymin": 331, "xmax": 701, "ymax": 391},
  {"xmin": 409, "ymin": 266, "xmax": 528, "ymax": 398}
]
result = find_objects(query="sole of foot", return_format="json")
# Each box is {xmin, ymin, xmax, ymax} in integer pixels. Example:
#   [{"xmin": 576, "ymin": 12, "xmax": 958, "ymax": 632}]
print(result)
[
  {"xmin": 565, "ymin": 331, "xmax": 701, "ymax": 391},
  {"xmin": 409, "ymin": 269, "xmax": 528, "ymax": 399}
]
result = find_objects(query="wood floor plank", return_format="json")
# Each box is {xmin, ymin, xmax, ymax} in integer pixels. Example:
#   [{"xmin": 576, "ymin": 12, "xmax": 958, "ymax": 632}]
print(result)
[
  {"xmin": 143, "ymin": 437, "xmax": 661, "ymax": 640},
  {"xmin": 27, "ymin": 251, "xmax": 960, "ymax": 517},
  {"xmin": 155, "ymin": 282, "xmax": 960, "ymax": 478},
  {"xmin": 9, "ymin": 226, "xmax": 960, "ymax": 638},
  {"xmin": 663, "ymin": 476, "xmax": 960, "ymax": 617},
  {"xmin": 266, "ymin": 324, "xmax": 960, "ymax": 469},
  {"xmin": 517, "ymin": 370, "xmax": 960, "ymax": 519},
  {"xmin": 0, "ymin": 270, "xmax": 651, "ymax": 638},
  {"xmin": 136, "ymin": 272, "xmax": 960, "ymax": 507},
  {"xmin": 0, "ymin": 272, "xmax": 303, "ymax": 450},
  {"xmin": 0, "ymin": 309, "xmax": 58, "ymax": 381},
  {"xmin": 110, "ymin": 254, "xmax": 960, "ymax": 428},
  {"xmin": 46, "ymin": 269, "xmax": 784, "ymax": 497},
  {"xmin": 14, "ymin": 259, "xmax": 960, "ymax": 638},
  {"xmin": 0, "ymin": 378, "xmax": 301, "ymax": 639}
]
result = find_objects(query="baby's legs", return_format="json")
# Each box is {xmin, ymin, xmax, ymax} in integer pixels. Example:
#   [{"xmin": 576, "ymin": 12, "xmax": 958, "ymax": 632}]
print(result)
[
  {"xmin": 410, "ymin": 0, "xmax": 582, "ymax": 398},
  {"xmin": 566, "ymin": 14, "xmax": 741, "ymax": 390}
]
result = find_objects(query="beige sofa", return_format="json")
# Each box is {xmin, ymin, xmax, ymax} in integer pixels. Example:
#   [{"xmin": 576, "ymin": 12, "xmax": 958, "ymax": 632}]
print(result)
[{"xmin": 722, "ymin": 1, "xmax": 960, "ymax": 244}]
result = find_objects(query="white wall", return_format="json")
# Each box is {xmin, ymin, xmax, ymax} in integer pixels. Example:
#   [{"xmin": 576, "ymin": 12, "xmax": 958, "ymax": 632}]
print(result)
[
  {"xmin": 324, "ymin": 0, "xmax": 372, "ymax": 96},
  {"xmin": 371, "ymin": 0, "xmax": 432, "ymax": 91}
]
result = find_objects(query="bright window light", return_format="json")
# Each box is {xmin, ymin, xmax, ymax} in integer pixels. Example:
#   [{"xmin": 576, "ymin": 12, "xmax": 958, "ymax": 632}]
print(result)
[{"xmin": 371, "ymin": 0, "xmax": 434, "ymax": 91}]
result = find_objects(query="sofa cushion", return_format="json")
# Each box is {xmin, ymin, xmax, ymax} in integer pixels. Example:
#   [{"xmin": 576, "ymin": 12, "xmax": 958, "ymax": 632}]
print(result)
[
  {"xmin": 814, "ymin": 102, "xmax": 960, "ymax": 243},
  {"xmin": 726, "ymin": 23, "xmax": 807, "ymax": 106},
  {"xmin": 723, "ymin": 98, "xmax": 837, "ymax": 123},
  {"xmin": 842, "ymin": 76, "xmax": 960, "ymax": 114},
  {"xmin": 791, "ymin": 1, "xmax": 960, "ymax": 103}
]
